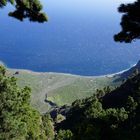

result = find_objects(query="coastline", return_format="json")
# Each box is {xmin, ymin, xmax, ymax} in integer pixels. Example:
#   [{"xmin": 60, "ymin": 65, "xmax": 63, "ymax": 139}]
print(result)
[
  {"xmin": 1, "ymin": 60, "xmax": 136, "ymax": 112},
  {"xmin": 7, "ymin": 63, "xmax": 137, "ymax": 78},
  {"xmin": 0, "ymin": 59, "xmax": 137, "ymax": 78}
]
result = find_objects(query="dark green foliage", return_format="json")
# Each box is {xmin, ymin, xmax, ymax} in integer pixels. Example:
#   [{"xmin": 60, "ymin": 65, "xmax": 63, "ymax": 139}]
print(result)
[
  {"xmin": 57, "ymin": 73, "xmax": 140, "ymax": 140},
  {"xmin": 102, "ymin": 72, "xmax": 140, "ymax": 108},
  {"xmin": 126, "ymin": 96, "xmax": 138, "ymax": 113},
  {"xmin": 59, "ymin": 96, "xmax": 129, "ymax": 140},
  {"xmin": 114, "ymin": 0, "xmax": 140, "ymax": 43},
  {"xmin": 42, "ymin": 114, "xmax": 55, "ymax": 140},
  {"xmin": 0, "ymin": 0, "xmax": 14, "ymax": 7},
  {"xmin": 0, "ymin": 66, "xmax": 55, "ymax": 140},
  {"xmin": 0, "ymin": 0, "xmax": 48, "ymax": 22},
  {"xmin": 96, "ymin": 86, "xmax": 112, "ymax": 98},
  {"xmin": 55, "ymin": 130, "xmax": 73, "ymax": 140}
]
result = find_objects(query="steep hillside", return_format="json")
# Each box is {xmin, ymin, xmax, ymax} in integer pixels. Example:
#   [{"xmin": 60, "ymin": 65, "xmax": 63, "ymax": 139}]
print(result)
[
  {"xmin": 117, "ymin": 60, "xmax": 140, "ymax": 80},
  {"xmin": 103, "ymin": 72, "xmax": 140, "ymax": 108},
  {"xmin": 57, "ymin": 72, "xmax": 140, "ymax": 140},
  {"xmin": 5, "ymin": 61, "xmax": 140, "ymax": 113},
  {"xmin": 7, "ymin": 69, "xmax": 120, "ymax": 113}
]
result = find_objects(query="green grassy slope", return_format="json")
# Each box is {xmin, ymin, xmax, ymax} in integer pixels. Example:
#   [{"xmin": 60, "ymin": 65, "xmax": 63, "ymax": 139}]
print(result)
[
  {"xmin": 47, "ymin": 76, "xmax": 119, "ymax": 106},
  {"xmin": 7, "ymin": 69, "xmax": 121, "ymax": 113}
]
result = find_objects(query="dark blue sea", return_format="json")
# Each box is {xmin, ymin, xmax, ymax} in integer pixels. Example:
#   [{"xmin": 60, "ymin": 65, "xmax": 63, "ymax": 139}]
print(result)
[{"xmin": 0, "ymin": 0, "xmax": 139, "ymax": 76}]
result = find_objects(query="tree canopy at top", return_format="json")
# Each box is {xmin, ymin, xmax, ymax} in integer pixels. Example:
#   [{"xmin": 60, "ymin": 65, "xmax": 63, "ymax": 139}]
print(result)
[
  {"xmin": 0, "ymin": 0, "xmax": 48, "ymax": 22},
  {"xmin": 114, "ymin": 0, "xmax": 140, "ymax": 43}
]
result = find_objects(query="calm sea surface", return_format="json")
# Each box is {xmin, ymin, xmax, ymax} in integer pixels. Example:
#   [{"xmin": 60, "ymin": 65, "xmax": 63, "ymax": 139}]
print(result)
[{"xmin": 0, "ymin": 0, "xmax": 139, "ymax": 76}]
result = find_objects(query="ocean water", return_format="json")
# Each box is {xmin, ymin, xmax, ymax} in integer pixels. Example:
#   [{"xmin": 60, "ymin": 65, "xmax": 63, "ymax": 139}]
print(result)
[{"xmin": 0, "ymin": 0, "xmax": 140, "ymax": 76}]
